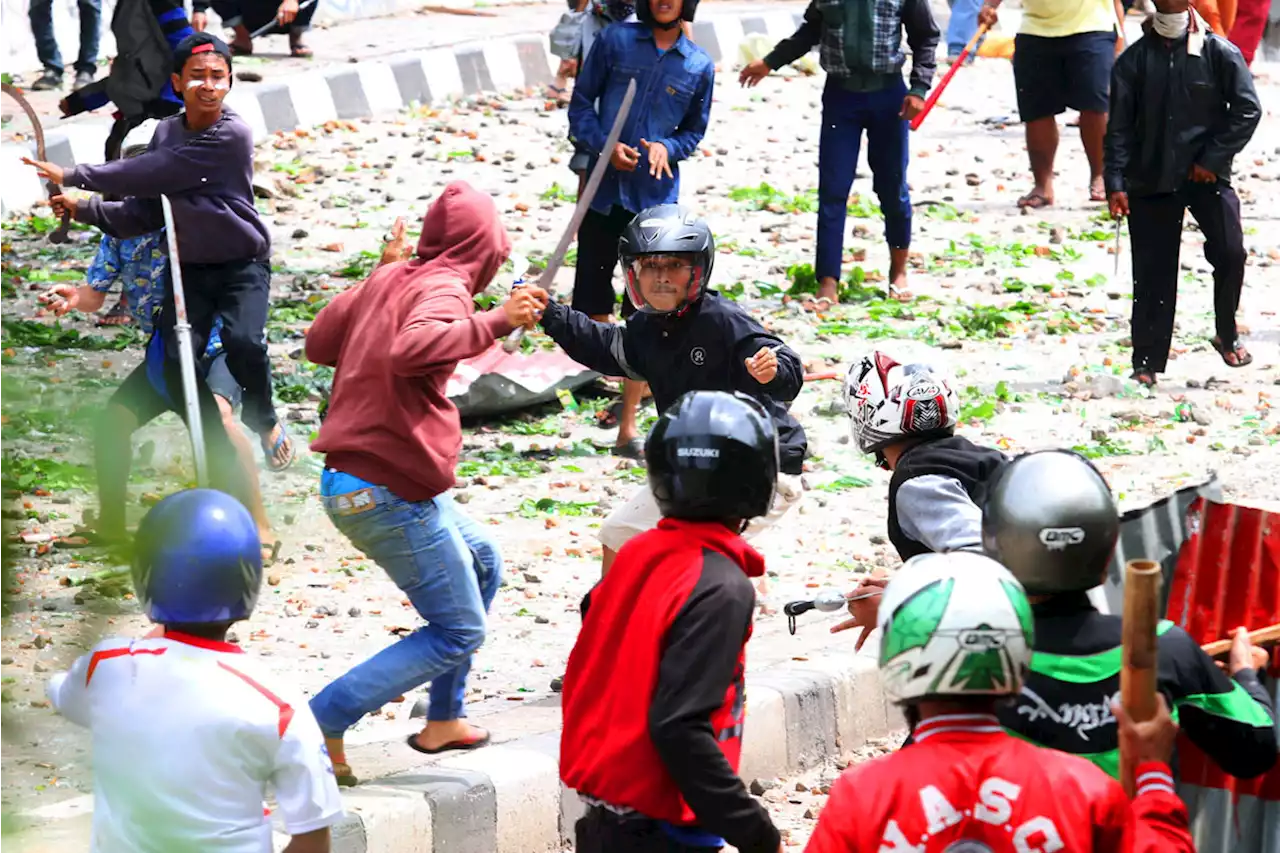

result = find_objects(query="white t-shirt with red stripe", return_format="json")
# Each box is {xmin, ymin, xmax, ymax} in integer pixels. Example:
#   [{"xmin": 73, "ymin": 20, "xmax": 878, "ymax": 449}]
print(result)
[{"xmin": 46, "ymin": 631, "xmax": 344, "ymax": 853}]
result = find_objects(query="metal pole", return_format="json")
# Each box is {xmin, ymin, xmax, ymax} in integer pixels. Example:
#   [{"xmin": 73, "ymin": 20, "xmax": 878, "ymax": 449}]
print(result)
[{"xmin": 160, "ymin": 195, "xmax": 208, "ymax": 487}]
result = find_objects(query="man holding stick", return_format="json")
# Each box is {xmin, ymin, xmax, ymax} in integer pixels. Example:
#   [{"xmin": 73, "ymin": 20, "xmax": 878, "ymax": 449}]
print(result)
[
  {"xmin": 26, "ymin": 32, "xmax": 295, "ymax": 474},
  {"xmin": 806, "ymin": 551, "xmax": 1196, "ymax": 852},
  {"xmin": 739, "ymin": 0, "xmax": 939, "ymax": 302},
  {"xmin": 983, "ymin": 450, "xmax": 1277, "ymax": 782},
  {"xmin": 978, "ymin": 0, "xmax": 1126, "ymax": 209}
]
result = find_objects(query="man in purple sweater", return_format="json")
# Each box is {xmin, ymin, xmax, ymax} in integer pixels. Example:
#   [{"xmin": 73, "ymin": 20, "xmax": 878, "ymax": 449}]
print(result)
[{"xmin": 26, "ymin": 32, "xmax": 294, "ymax": 471}]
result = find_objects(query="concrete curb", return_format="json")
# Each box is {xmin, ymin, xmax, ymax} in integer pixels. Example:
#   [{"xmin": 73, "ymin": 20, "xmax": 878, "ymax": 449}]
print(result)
[
  {"xmin": 307, "ymin": 651, "xmax": 896, "ymax": 853},
  {"xmin": 9, "ymin": 648, "xmax": 899, "ymax": 853},
  {"xmin": 0, "ymin": 7, "xmax": 806, "ymax": 217}
]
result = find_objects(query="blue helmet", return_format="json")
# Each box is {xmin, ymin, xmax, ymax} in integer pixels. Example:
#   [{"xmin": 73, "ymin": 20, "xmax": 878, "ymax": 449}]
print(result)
[{"xmin": 132, "ymin": 489, "xmax": 263, "ymax": 625}]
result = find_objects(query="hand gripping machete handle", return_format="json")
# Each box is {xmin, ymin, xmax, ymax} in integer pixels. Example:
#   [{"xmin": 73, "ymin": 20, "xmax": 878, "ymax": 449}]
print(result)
[
  {"xmin": 502, "ymin": 77, "xmax": 638, "ymax": 354},
  {"xmin": 2, "ymin": 82, "xmax": 72, "ymax": 244}
]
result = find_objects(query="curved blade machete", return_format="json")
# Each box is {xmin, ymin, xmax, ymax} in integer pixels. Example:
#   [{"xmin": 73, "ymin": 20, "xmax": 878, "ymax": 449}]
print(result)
[
  {"xmin": 2, "ymin": 82, "xmax": 72, "ymax": 243},
  {"xmin": 503, "ymin": 77, "xmax": 638, "ymax": 354}
]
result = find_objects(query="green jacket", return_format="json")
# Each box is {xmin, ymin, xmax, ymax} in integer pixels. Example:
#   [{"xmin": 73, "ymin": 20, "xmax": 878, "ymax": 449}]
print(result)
[{"xmin": 998, "ymin": 593, "xmax": 1277, "ymax": 780}]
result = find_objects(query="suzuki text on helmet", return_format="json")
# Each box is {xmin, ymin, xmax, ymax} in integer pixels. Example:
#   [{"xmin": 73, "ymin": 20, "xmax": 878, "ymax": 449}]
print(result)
[
  {"xmin": 877, "ymin": 551, "xmax": 1034, "ymax": 705},
  {"xmin": 982, "ymin": 449, "xmax": 1120, "ymax": 595},
  {"xmin": 132, "ymin": 488, "xmax": 264, "ymax": 627},
  {"xmin": 619, "ymin": 205, "xmax": 715, "ymax": 316},
  {"xmin": 646, "ymin": 389, "xmax": 779, "ymax": 526},
  {"xmin": 844, "ymin": 351, "xmax": 959, "ymax": 464}
]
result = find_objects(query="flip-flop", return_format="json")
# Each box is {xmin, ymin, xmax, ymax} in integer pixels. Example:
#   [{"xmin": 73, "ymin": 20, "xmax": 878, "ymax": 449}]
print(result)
[
  {"xmin": 230, "ymin": 42, "xmax": 254, "ymax": 56},
  {"xmin": 1131, "ymin": 369, "xmax": 1157, "ymax": 388},
  {"xmin": 595, "ymin": 400, "xmax": 623, "ymax": 429},
  {"xmin": 405, "ymin": 728, "xmax": 491, "ymax": 755},
  {"xmin": 1089, "ymin": 185, "xmax": 1107, "ymax": 203},
  {"xmin": 1016, "ymin": 191, "xmax": 1053, "ymax": 210},
  {"xmin": 97, "ymin": 300, "xmax": 133, "ymax": 327},
  {"xmin": 1211, "ymin": 336, "xmax": 1253, "ymax": 368},
  {"xmin": 261, "ymin": 425, "xmax": 296, "ymax": 473},
  {"xmin": 612, "ymin": 437, "xmax": 645, "ymax": 461}
]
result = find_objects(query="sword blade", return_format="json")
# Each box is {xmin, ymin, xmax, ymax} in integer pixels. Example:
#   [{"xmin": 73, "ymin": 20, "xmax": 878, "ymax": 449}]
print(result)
[{"xmin": 502, "ymin": 77, "xmax": 639, "ymax": 354}]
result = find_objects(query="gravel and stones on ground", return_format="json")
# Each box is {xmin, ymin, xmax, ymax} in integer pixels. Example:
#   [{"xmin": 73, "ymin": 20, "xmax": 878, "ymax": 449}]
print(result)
[{"xmin": 2, "ymin": 47, "xmax": 1279, "ymax": 815}]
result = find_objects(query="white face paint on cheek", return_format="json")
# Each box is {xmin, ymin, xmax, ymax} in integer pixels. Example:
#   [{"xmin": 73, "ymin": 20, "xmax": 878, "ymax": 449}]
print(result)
[{"xmin": 185, "ymin": 78, "xmax": 230, "ymax": 90}]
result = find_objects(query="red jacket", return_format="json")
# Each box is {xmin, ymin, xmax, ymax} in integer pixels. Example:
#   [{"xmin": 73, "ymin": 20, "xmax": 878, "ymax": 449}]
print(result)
[
  {"xmin": 806, "ymin": 714, "xmax": 1195, "ymax": 853},
  {"xmin": 306, "ymin": 181, "xmax": 514, "ymax": 502},
  {"xmin": 559, "ymin": 518, "xmax": 780, "ymax": 853}
]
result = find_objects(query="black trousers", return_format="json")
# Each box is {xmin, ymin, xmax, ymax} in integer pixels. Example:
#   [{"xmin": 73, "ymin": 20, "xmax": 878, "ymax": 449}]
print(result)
[
  {"xmin": 98, "ymin": 339, "xmax": 251, "ymax": 533},
  {"xmin": 572, "ymin": 205, "xmax": 638, "ymax": 319},
  {"xmin": 1129, "ymin": 182, "xmax": 1245, "ymax": 374},
  {"xmin": 104, "ymin": 100, "xmax": 182, "ymax": 162},
  {"xmin": 158, "ymin": 259, "xmax": 277, "ymax": 435},
  {"xmin": 575, "ymin": 808, "xmax": 721, "ymax": 853}
]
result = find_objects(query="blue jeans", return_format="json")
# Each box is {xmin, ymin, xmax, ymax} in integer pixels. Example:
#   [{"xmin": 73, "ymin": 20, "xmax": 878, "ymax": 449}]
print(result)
[
  {"xmin": 946, "ymin": 0, "xmax": 986, "ymax": 56},
  {"xmin": 28, "ymin": 0, "xmax": 101, "ymax": 76},
  {"xmin": 816, "ymin": 79, "xmax": 913, "ymax": 282},
  {"xmin": 309, "ymin": 470, "xmax": 503, "ymax": 737}
]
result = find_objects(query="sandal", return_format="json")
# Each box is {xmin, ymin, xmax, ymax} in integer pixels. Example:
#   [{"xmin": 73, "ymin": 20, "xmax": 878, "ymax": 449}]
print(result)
[
  {"xmin": 406, "ymin": 727, "xmax": 491, "ymax": 755},
  {"xmin": 261, "ymin": 539, "xmax": 282, "ymax": 566},
  {"xmin": 230, "ymin": 41, "xmax": 254, "ymax": 56},
  {"xmin": 261, "ymin": 424, "xmax": 296, "ymax": 472},
  {"xmin": 97, "ymin": 299, "xmax": 133, "ymax": 327},
  {"xmin": 289, "ymin": 32, "xmax": 313, "ymax": 58},
  {"xmin": 595, "ymin": 400, "xmax": 622, "ymax": 429},
  {"xmin": 1131, "ymin": 369, "xmax": 1157, "ymax": 388},
  {"xmin": 612, "ymin": 436, "xmax": 645, "ymax": 462},
  {"xmin": 546, "ymin": 84, "xmax": 571, "ymax": 107},
  {"xmin": 1016, "ymin": 191, "xmax": 1053, "ymax": 210},
  {"xmin": 1211, "ymin": 336, "xmax": 1252, "ymax": 368},
  {"xmin": 1089, "ymin": 184, "xmax": 1107, "ymax": 203},
  {"xmin": 323, "ymin": 737, "xmax": 358, "ymax": 786}
]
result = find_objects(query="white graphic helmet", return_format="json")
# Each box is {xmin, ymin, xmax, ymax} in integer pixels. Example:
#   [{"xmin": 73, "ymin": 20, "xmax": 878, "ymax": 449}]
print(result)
[
  {"xmin": 843, "ymin": 351, "xmax": 959, "ymax": 455},
  {"xmin": 877, "ymin": 551, "xmax": 1034, "ymax": 705}
]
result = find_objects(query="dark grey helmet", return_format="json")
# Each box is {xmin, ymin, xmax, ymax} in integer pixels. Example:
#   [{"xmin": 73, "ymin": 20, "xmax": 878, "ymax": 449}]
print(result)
[
  {"xmin": 619, "ymin": 205, "xmax": 714, "ymax": 314},
  {"xmin": 981, "ymin": 450, "xmax": 1119, "ymax": 595}
]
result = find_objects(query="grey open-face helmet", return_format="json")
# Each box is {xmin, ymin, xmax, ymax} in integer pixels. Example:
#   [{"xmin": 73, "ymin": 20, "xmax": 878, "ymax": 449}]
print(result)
[{"xmin": 981, "ymin": 450, "xmax": 1119, "ymax": 595}]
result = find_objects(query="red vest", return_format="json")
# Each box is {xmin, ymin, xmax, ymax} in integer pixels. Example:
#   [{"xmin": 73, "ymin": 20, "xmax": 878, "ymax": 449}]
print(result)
[{"xmin": 559, "ymin": 518, "xmax": 763, "ymax": 825}]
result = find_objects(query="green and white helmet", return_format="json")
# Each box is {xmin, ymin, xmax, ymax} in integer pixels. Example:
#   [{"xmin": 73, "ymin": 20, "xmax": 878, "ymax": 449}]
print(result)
[{"xmin": 877, "ymin": 551, "xmax": 1035, "ymax": 704}]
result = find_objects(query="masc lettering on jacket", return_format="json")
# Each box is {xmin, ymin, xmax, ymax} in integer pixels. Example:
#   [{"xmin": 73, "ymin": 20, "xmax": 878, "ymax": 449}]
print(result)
[
  {"xmin": 879, "ymin": 776, "xmax": 1064, "ymax": 852},
  {"xmin": 677, "ymin": 447, "xmax": 720, "ymax": 458},
  {"xmin": 1017, "ymin": 686, "xmax": 1117, "ymax": 742}
]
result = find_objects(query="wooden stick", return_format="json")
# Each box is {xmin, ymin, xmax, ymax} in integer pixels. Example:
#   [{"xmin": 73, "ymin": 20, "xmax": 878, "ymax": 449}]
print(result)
[
  {"xmin": 1119, "ymin": 559, "xmax": 1162, "ymax": 798},
  {"xmin": 1201, "ymin": 622, "xmax": 1280, "ymax": 657}
]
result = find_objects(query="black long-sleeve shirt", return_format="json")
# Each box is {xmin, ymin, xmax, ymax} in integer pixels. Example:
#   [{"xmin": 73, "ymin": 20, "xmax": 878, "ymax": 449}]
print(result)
[
  {"xmin": 540, "ymin": 293, "xmax": 808, "ymax": 474},
  {"xmin": 1105, "ymin": 23, "xmax": 1261, "ymax": 196}
]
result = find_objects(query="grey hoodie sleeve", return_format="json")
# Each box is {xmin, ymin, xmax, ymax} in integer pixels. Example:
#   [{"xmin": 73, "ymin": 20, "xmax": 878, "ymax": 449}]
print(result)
[{"xmin": 895, "ymin": 474, "xmax": 983, "ymax": 553}]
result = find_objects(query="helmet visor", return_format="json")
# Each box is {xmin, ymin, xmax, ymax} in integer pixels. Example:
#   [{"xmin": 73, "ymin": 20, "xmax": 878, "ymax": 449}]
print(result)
[{"xmin": 625, "ymin": 253, "xmax": 701, "ymax": 314}]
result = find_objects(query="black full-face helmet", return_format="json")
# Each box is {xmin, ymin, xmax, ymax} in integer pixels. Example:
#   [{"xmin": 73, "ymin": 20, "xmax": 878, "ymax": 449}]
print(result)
[
  {"xmin": 647, "ymin": 390, "xmax": 778, "ymax": 522},
  {"xmin": 619, "ymin": 204, "xmax": 715, "ymax": 316},
  {"xmin": 635, "ymin": 0, "xmax": 698, "ymax": 29}
]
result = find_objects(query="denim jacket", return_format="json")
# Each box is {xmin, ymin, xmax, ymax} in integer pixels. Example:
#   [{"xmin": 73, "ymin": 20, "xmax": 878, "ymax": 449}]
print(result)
[{"xmin": 569, "ymin": 22, "xmax": 715, "ymax": 216}]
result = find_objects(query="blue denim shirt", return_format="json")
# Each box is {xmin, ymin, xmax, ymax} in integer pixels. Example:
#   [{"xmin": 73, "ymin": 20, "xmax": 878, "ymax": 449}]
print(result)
[{"xmin": 569, "ymin": 22, "xmax": 715, "ymax": 216}]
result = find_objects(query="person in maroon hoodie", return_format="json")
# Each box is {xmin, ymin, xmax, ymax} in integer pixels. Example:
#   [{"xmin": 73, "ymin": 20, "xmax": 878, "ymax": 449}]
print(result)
[{"xmin": 303, "ymin": 181, "xmax": 548, "ymax": 786}]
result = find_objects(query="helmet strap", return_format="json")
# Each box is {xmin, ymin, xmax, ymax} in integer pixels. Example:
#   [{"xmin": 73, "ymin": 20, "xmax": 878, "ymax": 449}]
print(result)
[{"xmin": 874, "ymin": 450, "xmax": 890, "ymax": 471}]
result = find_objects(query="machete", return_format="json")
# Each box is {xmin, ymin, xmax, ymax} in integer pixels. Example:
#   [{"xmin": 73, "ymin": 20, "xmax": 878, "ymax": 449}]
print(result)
[
  {"xmin": 3, "ymin": 82, "xmax": 72, "ymax": 243},
  {"xmin": 503, "ymin": 77, "xmax": 638, "ymax": 354}
]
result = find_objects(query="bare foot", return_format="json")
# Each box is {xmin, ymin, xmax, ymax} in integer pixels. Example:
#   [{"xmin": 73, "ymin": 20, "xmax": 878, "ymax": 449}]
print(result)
[
  {"xmin": 888, "ymin": 248, "xmax": 912, "ymax": 301},
  {"xmin": 817, "ymin": 276, "xmax": 840, "ymax": 302}
]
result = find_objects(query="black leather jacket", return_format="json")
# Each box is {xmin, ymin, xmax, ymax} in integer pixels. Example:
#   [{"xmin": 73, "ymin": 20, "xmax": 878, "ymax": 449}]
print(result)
[{"xmin": 1104, "ymin": 23, "xmax": 1261, "ymax": 197}]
